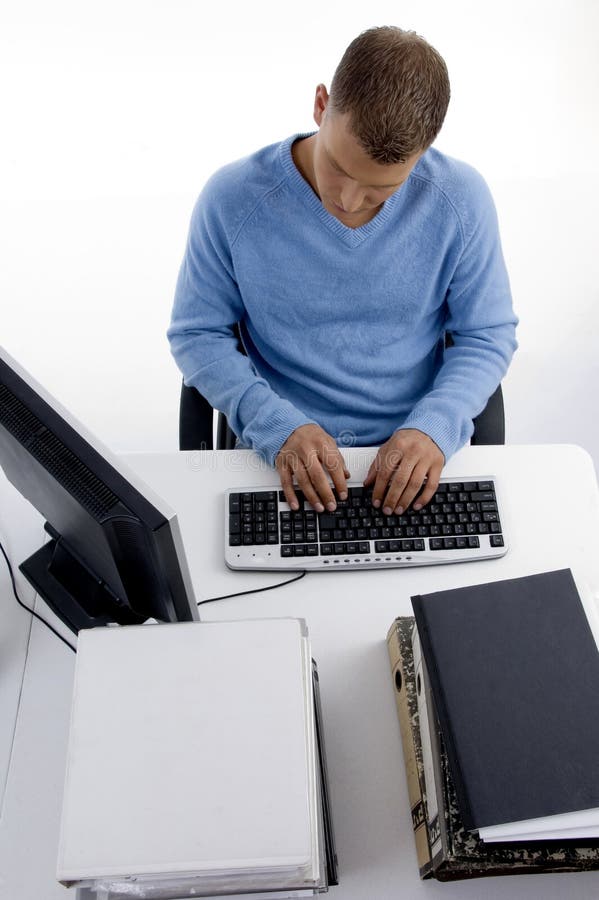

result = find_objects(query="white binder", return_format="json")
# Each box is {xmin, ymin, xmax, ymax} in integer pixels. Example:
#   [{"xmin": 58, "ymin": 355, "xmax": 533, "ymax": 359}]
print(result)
[{"xmin": 57, "ymin": 618, "xmax": 325, "ymax": 897}]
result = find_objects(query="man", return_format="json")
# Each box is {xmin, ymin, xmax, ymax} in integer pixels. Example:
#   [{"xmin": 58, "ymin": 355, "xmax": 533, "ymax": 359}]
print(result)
[{"xmin": 168, "ymin": 26, "xmax": 517, "ymax": 516}]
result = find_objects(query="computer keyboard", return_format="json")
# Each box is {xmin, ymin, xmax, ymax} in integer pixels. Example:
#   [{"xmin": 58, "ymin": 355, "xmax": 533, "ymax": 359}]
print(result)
[{"xmin": 225, "ymin": 477, "xmax": 507, "ymax": 570}]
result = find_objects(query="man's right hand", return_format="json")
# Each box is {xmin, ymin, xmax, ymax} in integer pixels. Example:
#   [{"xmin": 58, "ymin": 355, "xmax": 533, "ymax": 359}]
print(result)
[{"xmin": 275, "ymin": 424, "xmax": 350, "ymax": 512}]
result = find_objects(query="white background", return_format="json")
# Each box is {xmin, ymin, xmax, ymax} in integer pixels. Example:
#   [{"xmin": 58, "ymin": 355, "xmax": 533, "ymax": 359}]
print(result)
[{"xmin": 1, "ymin": 0, "xmax": 598, "ymax": 470}]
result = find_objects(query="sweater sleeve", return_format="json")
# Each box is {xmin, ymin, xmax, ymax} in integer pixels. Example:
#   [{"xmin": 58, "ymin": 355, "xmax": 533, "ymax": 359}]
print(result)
[
  {"xmin": 167, "ymin": 176, "xmax": 316, "ymax": 466},
  {"xmin": 398, "ymin": 172, "xmax": 518, "ymax": 460}
]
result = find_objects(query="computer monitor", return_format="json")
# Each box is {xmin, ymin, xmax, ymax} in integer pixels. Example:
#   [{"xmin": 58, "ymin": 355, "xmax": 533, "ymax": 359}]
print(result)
[{"xmin": 0, "ymin": 347, "xmax": 199, "ymax": 633}]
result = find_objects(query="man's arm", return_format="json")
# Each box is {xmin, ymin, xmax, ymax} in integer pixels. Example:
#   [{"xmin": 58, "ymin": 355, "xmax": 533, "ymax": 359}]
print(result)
[
  {"xmin": 168, "ymin": 178, "xmax": 315, "ymax": 466},
  {"xmin": 366, "ymin": 169, "xmax": 518, "ymax": 513},
  {"xmin": 168, "ymin": 179, "xmax": 350, "ymax": 507}
]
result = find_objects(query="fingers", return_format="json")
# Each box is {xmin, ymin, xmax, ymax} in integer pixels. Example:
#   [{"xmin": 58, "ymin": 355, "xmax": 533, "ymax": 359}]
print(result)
[
  {"xmin": 365, "ymin": 430, "xmax": 445, "ymax": 513},
  {"xmin": 380, "ymin": 459, "xmax": 429, "ymax": 514},
  {"xmin": 275, "ymin": 424, "xmax": 350, "ymax": 511},
  {"xmin": 412, "ymin": 461, "xmax": 442, "ymax": 510},
  {"xmin": 277, "ymin": 458, "xmax": 302, "ymax": 510}
]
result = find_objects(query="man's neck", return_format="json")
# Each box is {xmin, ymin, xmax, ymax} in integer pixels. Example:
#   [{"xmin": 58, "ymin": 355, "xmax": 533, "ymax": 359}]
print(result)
[
  {"xmin": 291, "ymin": 135, "xmax": 382, "ymax": 228},
  {"xmin": 291, "ymin": 135, "xmax": 317, "ymax": 194}
]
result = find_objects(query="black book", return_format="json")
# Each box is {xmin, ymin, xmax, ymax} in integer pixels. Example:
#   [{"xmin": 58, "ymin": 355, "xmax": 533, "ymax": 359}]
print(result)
[
  {"xmin": 386, "ymin": 616, "xmax": 599, "ymax": 881},
  {"xmin": 411, "ymin": 569, "xmax": 599, "ymax": 833}
]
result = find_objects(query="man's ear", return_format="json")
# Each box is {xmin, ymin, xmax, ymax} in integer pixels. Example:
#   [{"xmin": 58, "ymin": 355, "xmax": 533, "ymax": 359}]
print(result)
[{"xmin": 313, "ymin": 84, "xmax": 330, "ymax": 127}]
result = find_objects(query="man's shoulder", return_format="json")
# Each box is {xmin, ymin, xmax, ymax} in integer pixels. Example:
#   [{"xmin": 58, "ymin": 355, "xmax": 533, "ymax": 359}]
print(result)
[
  {"xmin": 411, "ymin": 148, "xmax": 496, "ymax": 231},
  {"xmin": 412, "ymin": 147, "xmax": 490, "ymax": 209},
  {"xmin": 192, "ymin": 137, "xmax": 294, "ymax": 241},
  {"xmin": 203, "ymin": 140, "xmax": 289, "ymax": 205}
]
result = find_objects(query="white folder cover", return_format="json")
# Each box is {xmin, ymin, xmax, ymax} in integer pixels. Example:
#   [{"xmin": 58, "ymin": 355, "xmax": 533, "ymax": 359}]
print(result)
[{"xmin": 57, "ymin": 618, "xmax": 317, "ymax": 887}]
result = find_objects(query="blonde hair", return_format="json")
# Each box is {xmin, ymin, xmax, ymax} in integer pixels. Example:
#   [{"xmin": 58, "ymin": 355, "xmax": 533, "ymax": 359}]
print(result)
[{"xmin": 329, "ymin": 26, "xmax": 450, "ymax": 163}]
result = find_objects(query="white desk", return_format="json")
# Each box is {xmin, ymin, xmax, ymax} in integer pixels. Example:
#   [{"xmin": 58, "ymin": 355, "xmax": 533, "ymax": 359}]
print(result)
[{"xmin": 2, "ymin": 444, "xmax": 599, "ymax": 900}]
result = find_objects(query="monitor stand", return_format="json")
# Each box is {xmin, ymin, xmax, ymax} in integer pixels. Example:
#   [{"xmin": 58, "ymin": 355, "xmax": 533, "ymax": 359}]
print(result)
[{"xmin": 20, "ymin": 525, "xmax": 147, "ymax": 634}]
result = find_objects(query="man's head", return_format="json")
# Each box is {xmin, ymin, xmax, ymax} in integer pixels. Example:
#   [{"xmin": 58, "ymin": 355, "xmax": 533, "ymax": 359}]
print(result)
[
  {"xmin": 298, "ymin": 27, "xmax": 450, "ymax": 227},
  {"xmin": 328, "ymin": 26, "xmax": 450, "ymax": 164}
]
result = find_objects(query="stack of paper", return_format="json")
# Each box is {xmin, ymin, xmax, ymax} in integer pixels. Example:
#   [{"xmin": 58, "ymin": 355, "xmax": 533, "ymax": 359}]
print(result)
[{"xmin": 57, "ymin": 618, "xmax": 336, "ymax": 899}]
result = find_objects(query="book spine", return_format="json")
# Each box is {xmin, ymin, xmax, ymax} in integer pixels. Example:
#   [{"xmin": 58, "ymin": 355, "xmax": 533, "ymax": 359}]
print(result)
[
  {"xmin": 411, "ymin": 626, "xmax": 446, "ymax": 862},
  {"xmin": 386, "ymin": 617, "xmax": 433, "ymax": 879},
  {"xmin": 411, "ymin": 596, "xmax": 475, "ymax": 831}
]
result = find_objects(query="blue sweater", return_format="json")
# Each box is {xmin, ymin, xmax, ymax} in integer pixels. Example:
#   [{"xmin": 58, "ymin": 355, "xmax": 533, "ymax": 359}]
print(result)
[{"xmin": 169, "ymin": 135, "xmax": 517, "ymax": 466}]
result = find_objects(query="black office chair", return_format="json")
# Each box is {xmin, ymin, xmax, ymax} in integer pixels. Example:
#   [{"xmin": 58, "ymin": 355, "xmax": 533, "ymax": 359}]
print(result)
[{"xmin": 179, "ymin": 329, "xmax": 505, "ymax": 450}]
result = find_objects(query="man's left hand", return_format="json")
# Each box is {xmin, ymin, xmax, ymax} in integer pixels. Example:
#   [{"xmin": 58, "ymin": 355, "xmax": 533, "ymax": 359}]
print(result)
[{"xmin": 363, "ymin": 429, "xmax": 444, "ymax": 514}]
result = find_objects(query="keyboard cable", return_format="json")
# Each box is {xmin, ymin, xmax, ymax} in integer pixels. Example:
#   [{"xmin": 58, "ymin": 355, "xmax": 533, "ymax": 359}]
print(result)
[{"xmin": 197, "ymin": 569, "xmax": 307, "ymax": 606}]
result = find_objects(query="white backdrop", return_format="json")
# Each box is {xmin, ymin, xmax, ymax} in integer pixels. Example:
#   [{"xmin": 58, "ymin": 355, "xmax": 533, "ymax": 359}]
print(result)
[{"xmin": 1, "ymin": 0, "xmax": 598, "ymax": 471}]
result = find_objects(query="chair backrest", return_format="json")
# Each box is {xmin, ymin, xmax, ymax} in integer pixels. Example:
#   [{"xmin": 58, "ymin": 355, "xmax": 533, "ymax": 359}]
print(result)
[
  {"xmin": 179, "ymin": 380, "xmax": 505, "ymax": 451},
  {"xmin": 179, "ymin": 382, "xmax": 237, "ymax": 450},
  {"xmin": 471, "ymin": 384, "xmax": 505, "ymax": 446}
]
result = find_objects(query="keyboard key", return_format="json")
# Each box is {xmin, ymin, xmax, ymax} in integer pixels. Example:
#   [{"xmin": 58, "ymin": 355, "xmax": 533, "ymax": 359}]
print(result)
[
  {"xmin": 483, "ymin": 512, "xmax": 499, "ymax": 522},
  {"xmin": 470, "ymin": 491, "xmax": 495, "ymax": 502},
  {"xmin": 319, "ymin": 515, "xmax": 337, "ymax": 531},
  {"xmin": 490, "ymin": 534, "xmax": 504, "ymax": 547},
  {"xmin": 255, "ymin": 491, "xmax": 276, "ymax": 502}
]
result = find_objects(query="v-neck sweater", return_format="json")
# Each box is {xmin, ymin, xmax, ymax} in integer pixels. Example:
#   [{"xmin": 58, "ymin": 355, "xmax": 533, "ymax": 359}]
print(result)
[{"xmin": 169, "ymin": 134, "xmax": 517, "ymax": 466}]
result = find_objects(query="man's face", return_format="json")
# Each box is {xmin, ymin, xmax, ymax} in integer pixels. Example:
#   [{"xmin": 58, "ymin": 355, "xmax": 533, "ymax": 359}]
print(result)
[{"xmin": 311, "ymin": 88, "xmax": 423, "ymax": 227}]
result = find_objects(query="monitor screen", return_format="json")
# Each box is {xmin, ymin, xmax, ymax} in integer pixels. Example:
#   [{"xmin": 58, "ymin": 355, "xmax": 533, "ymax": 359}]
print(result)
[{"xmin": 0, "ymin": 347, "xmax": 198, "ymax": 633}]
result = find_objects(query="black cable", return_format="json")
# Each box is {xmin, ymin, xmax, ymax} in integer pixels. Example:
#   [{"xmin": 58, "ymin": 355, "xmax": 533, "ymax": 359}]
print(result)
[
  {"xmin": 197, "ymin": 569, "xmax": 307, "ymax": 606},
  {"xmin": 0, "ymin": 539, "xmax": 77, "ymax": 653}
]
